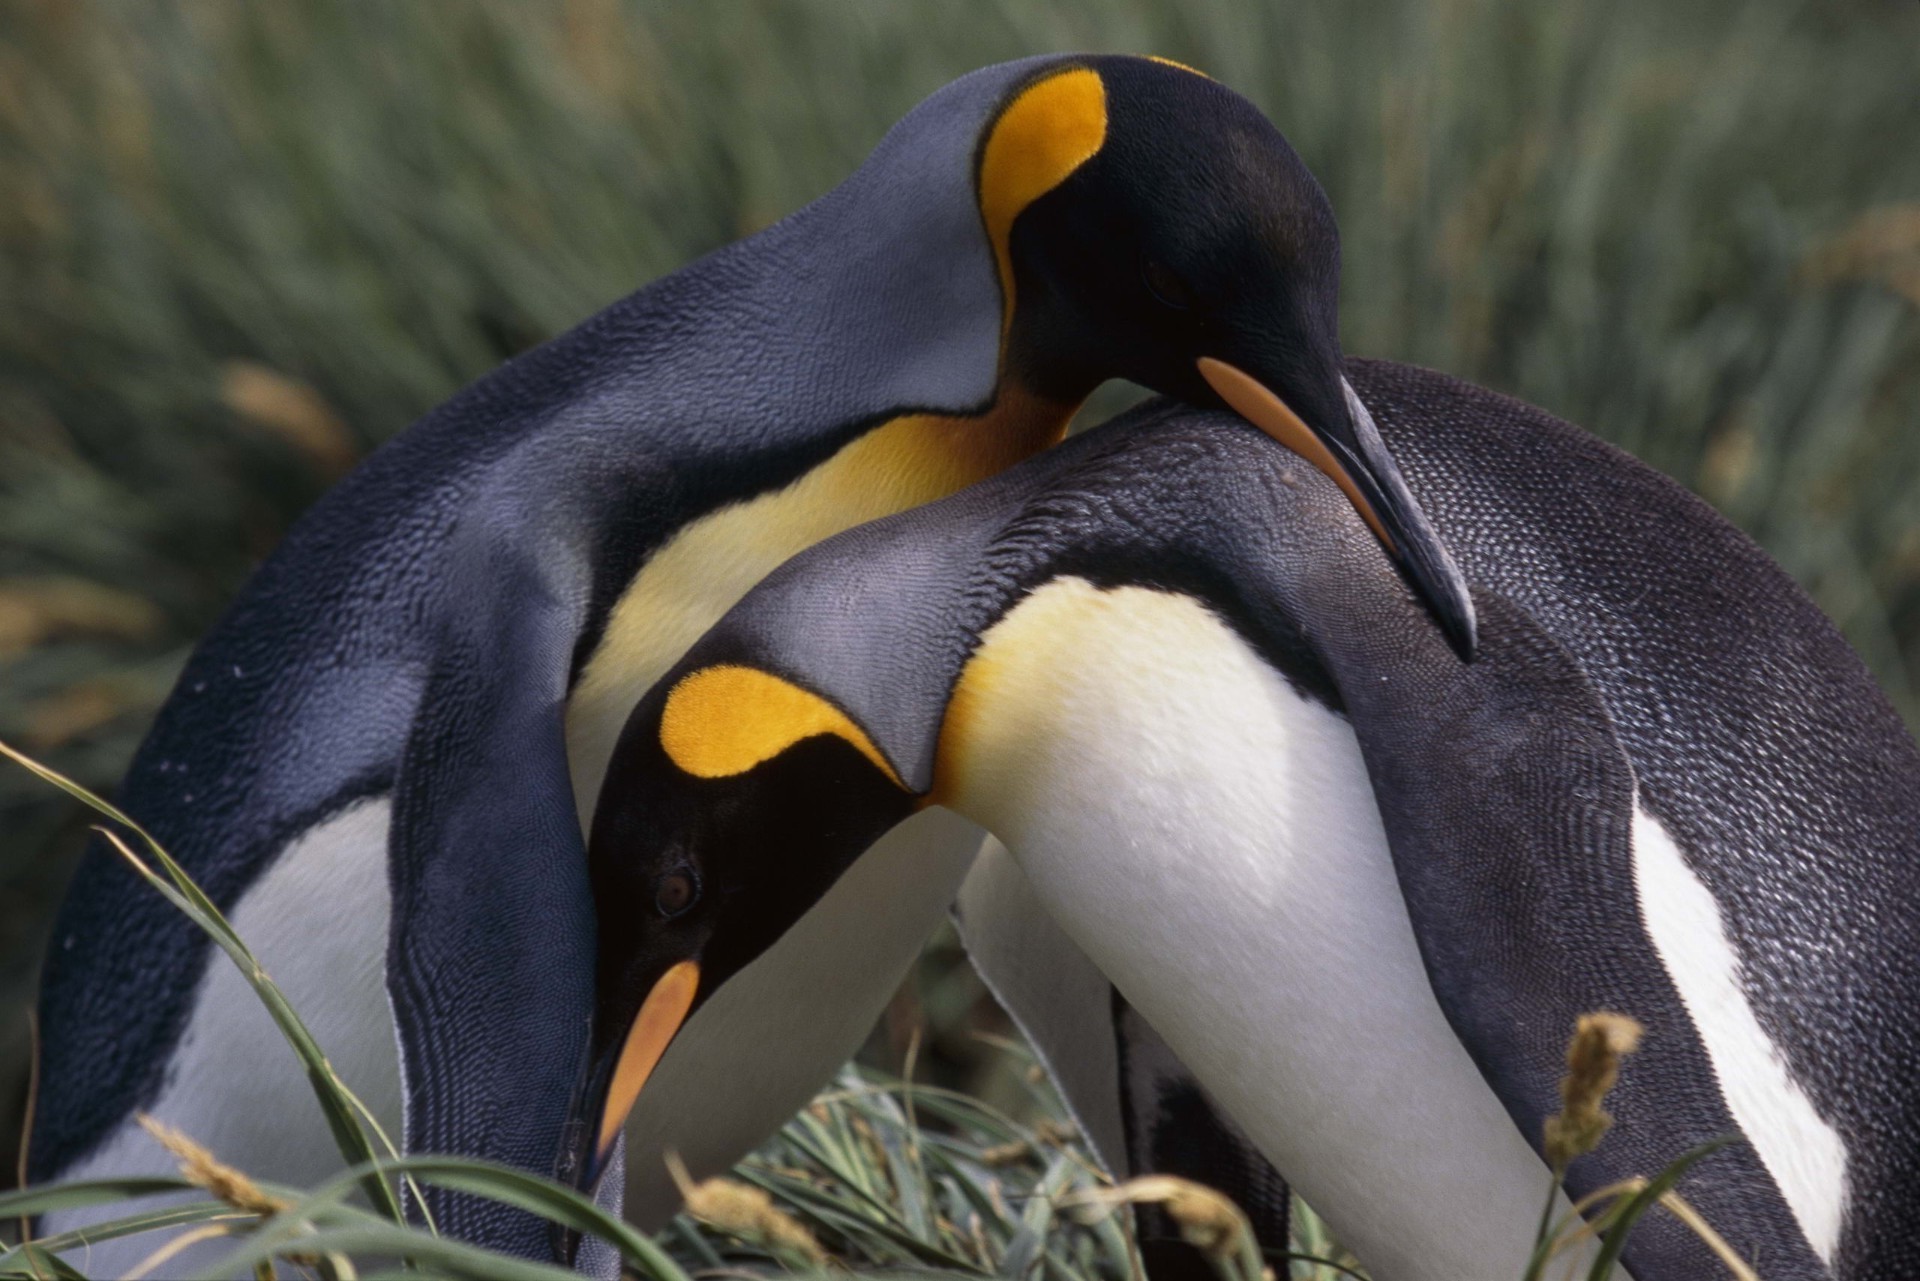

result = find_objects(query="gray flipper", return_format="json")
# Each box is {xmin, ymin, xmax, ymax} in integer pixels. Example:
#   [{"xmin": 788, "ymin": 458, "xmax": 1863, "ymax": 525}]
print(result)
[
  {"xmin": 386, "ymin": 540, "xmax": 599, "ymax": 1257},
  {"xmin": 1307, "ymin": 584, "xmax": 1814, "ymax": 1279},
  {"xmin": 956, "ymin": 840, "xmax": 1292, "ymax": 1281}
]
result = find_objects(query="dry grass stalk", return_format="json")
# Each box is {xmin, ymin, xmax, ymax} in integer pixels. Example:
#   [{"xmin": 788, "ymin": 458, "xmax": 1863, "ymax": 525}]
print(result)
[
  {"xmin": 1653, "ymin": 1190, "xmax": 1759, "ymax": 1281},
  {"xmin": 122, "ymin": 1221, "xmax": 243, "ymax": 1281},
  {"xmin": 664, "ymin": 1151, "xmax": 826, "ymax": 1266},
  {"xmin": 136, "ymin": 1113, "xmax": 288, "ymax": 1217},
  {"xmin": 1543, "ymin": 1012, "xmax": 1643, "ymax": 1167},
  {"xmin": 220, "ymin": 361, "xmax": 359, "ymax": 478},
  {"xmin": 977, "ymin": 1138, "xmax": 1032, "ymax": 1167},
  {"xmin": 0, "ymin": 577, "xmax": 163, "ymax": 658},
  {"xmin": 21, "ymin": 679, "xmax": 131, "ymax": 749},
  {"xmin": 1800, "ymin": 203, "xmax": 1920, "ymax": 305},
  {"xmin": 1036, "ymin": 1118, "xmax": 1078, "ymax": 1146},
  {"xmin": 1066, "ymin": 1175, "xmax": 1260, "ymax": 1276},
  {"xmin": 1550, "ymin": 1176, "xmax": 1755, "ymax": 1280}
]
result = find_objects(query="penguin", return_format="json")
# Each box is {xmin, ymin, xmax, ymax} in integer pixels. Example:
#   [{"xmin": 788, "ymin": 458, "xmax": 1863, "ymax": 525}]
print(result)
[
  {"xmin": 953, "ymin": 837, "xmax": 1297, "ymax": 1281},
  {"xmin": 28, "ymin": 55, "xmax": 1475, "ymax": 1268},
  {"xmin": 571, "ymin": 370, "xmax": 1920, "ymax": 1281}
]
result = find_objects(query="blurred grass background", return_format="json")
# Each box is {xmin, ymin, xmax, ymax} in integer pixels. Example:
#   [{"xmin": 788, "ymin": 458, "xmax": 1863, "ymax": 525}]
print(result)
[{"xmin": 2, "ymin": 0, "xmax": 1918, "ymax": 1214}]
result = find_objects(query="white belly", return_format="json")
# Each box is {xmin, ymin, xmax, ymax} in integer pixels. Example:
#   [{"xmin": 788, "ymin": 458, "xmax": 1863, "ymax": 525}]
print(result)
[
  {"xmin": 937, "ymin": 578, "xmax": 1583, "ymax": 1281},
  {"xmin": 42, "ymin": 797, "xmax": 400, "ymax": 1276}
]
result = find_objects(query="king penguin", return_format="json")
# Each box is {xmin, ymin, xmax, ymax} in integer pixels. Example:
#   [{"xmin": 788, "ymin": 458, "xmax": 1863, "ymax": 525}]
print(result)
[
  {"xmin": 574, "ymin": 369, "xmax": 1920, "ymax": 1281},
  {"xmin": 29, "ymin": 55, "xmax": 1476, "ymax": 1268}
]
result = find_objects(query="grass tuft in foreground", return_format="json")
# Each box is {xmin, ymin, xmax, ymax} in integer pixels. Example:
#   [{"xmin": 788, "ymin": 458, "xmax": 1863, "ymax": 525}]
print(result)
[{"xmin": 0, "ymin": 742, "xmax": 1758, "ymax": 1279}]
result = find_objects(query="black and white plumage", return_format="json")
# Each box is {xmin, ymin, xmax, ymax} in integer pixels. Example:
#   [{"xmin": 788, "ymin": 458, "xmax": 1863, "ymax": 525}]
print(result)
[
  {"xmin": 30, "ymin": 55, "xmax": 1475, "ymax": 1271},
  {"xmin": 579, "ymin": 362, "xmax": 1919, "ymax": 1281}
]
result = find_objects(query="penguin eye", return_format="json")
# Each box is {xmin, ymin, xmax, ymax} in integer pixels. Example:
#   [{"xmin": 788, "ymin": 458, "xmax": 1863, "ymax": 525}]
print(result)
[
  {"xmin": 653, "ymin": 868, "xmax": 698, "ymax": 918},
  {"xmin": 1142, "ymin": 259, "xmax": 1196, "ymax": 311}
]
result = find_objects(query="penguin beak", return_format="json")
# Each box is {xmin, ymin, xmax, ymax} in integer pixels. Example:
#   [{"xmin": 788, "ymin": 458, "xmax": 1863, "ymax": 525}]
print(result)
[
  {"xmin": 575, "ymin": 959, "xmax": 701, "ymax": 1192},
  {"xmin": 1197, "ymin": 357, "xmax": 1478, "ymax": 658}
]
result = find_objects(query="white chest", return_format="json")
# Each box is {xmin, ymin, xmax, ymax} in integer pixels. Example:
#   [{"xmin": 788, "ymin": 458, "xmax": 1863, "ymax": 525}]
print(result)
[{"xmin": 935, "ymin": 577, "xmax": 1571, "ymax": 1281}]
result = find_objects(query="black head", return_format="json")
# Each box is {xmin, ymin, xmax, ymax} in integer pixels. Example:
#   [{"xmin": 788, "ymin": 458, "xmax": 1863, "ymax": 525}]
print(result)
[
  {"xmin": 993, "ymin": 57, "xmax": 1475, "ymax": 655},
  {"xmin": 1002, "ymin": 58, "xmax": 1337, "ymax": 404},
  {"xmin": 560, "ymin": 664, "xmax": 915, "ymax": 1204}
]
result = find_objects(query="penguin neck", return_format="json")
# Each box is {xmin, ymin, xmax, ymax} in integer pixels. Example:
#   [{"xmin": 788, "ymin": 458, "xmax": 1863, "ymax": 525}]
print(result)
[
  {"xmin": 931, "ymin": 574, "xmax": 1193, "ymax": 827},
  {"xmin": 621, "ymin": 58, "xmax": 1067, "ymax": 453},
  {"xmin": 818, "ymin": 380, "xmax": 1076, "ymax": 509},
  {"xmin": 560, "ymin": 114, "xmax": 1080, "ymax": 827},
  {"xmin": 565, "ymin": 379, "xmax": 1074, "ymax": 829},
  {"xmin": 564, "ymin": 53, "xmax": 1091, "ymax": 822}
]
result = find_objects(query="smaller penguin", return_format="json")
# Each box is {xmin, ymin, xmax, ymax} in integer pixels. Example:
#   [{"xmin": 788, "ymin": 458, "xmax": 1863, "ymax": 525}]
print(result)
[{"xmin": 568, "ymin": 370, "xmax": 1920, "ymax": 1281}]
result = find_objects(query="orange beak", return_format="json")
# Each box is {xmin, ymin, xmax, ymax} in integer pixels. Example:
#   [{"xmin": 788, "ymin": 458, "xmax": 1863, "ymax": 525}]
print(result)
[
  {"xmin": 595, "ymin": 959, "xmax": 701, "ymax": 1163},
  {"xmin": 1197, "ymin": 356, "xmax": 1395, "ymax": 551},
  {"xmin": 1196, "ymin": 355, "xmax": 1477, "ymax": 658}
]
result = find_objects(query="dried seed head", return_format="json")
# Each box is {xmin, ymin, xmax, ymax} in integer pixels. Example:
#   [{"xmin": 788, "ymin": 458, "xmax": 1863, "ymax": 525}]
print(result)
[
  {"xmin": 1067, "ymin": 1175, "xmax": 1255, "ymax": 1264},
  {"xmin": 1158, "ymin": 1178, "xmax": 1249, "ymax": 1257},
  {"xmin": 136, "ymin": 1114, "xmax": 288, "ymax": 1217},
  {"xmin": 1543, "ymin": 1012, "xmax": 1645, "ymax": 1167},
  {"xmin": 665, "ymin": 1152, "xmax": 825, "ymax": 1265}
]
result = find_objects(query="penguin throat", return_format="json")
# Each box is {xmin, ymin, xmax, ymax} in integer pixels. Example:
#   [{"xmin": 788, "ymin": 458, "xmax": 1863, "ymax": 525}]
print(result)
[
  {"xmin": 564, "ymin": 382, "xmax": 1074, "ymax": 831},
  {"xmin": 835, "ymin": 381, "xmax": 1075, "ymax": 501}
]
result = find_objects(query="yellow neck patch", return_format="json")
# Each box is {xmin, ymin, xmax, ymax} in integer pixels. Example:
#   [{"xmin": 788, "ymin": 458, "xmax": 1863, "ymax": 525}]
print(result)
[
  {"xmin": 1146, "ymin": 55, "xmax": 1210, "ymax": 78},
  {"xmin": 977, "ymin": 67, "xmax": 1108, "ymax": 336},
  {"xmin": 659, "ymin": 664, "xmax": 905, "ymax": 789}
]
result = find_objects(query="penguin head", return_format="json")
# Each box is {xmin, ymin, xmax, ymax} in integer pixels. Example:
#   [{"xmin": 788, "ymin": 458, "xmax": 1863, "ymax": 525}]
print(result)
[
  {"xmin": 565, "ymin": 664, "xmax": 917, "ymax": 1196},
  {"xmin": 984, "ymin": 56, "xmax": 1475, "ymax": 655}
]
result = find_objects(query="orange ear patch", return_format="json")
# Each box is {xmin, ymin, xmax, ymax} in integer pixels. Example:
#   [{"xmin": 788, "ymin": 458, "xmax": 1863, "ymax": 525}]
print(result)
[
  {"xmin": 978, "ymin": 67, "xmax": 1108, "ymax": 334},
  {"xmin": 659, "ymin": 664, "xmax": 904, "ymax": 788}
]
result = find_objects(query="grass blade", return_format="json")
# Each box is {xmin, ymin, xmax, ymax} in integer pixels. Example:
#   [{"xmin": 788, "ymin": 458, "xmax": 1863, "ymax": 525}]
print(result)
[
  {"xmin": 0, "ymin": 743, "xmax": 415, "ymax": 1228},
  {"xmin": 0, "ymin": 1178, "xmax": 195, "ymax": 1221},
  {"xmin": 0, "ymin": 1201, "xmax": 235, "ymax": 1270},
  {"xmin": 196, "ymin": 1219, "xmax": 583, "ymax": 1281},
  {"xmin": 1584, "ymin": 1137, "xmax": 1735, "ymax": 1281},
  {"xmin": 0, "ymin": 1242, "xmax": 89, "ymax": 1280}
]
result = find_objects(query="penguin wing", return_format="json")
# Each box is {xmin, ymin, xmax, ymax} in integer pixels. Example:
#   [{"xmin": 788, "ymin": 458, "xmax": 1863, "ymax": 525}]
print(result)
[
  {"xmin": 385, "ymin": 538, "xmax": 597, "ymax": 1255},
  {"xmin": 1329, "ymin": 585, "xmax": 1805, "ymax": 1276}
]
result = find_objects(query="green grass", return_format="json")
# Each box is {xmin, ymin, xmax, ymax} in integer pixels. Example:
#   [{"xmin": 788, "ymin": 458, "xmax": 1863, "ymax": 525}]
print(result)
[{"xmin": 1, "ymin": 0, "xmax": 1917, "ymax": 1263}]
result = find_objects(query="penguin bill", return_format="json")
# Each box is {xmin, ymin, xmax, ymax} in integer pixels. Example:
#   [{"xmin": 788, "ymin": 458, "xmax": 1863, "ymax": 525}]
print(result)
[
  {"xmin": 1196, "ymin": 356, "xmax": 1395, "ymax": 551},
  {"xmin": 597, "ymin": 959, "xmax": 701, "ymax": 1159}
]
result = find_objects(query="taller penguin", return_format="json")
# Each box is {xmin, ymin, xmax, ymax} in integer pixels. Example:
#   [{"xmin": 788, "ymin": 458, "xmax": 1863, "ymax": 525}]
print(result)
[{"xmin": 29, "ymin": 54, "xmax": 1473, "ymax": 1265}]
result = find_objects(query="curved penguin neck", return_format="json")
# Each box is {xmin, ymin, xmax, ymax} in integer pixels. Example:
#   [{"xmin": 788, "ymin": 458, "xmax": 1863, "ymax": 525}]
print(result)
[
  {"xmin": 562, "ymin": 56, "xmax": 1089, "ymax": 821},
  {"xmin": 597, "ymin": 56, "xmax": 1066, "ymax": 453},
  {"xmin": 566, "ymin": 380, "xmax": 1073, "ymax": 825},
  {"xmin": 403, "ymin": 58, "xmax": 1070, "ymax": 493}
]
